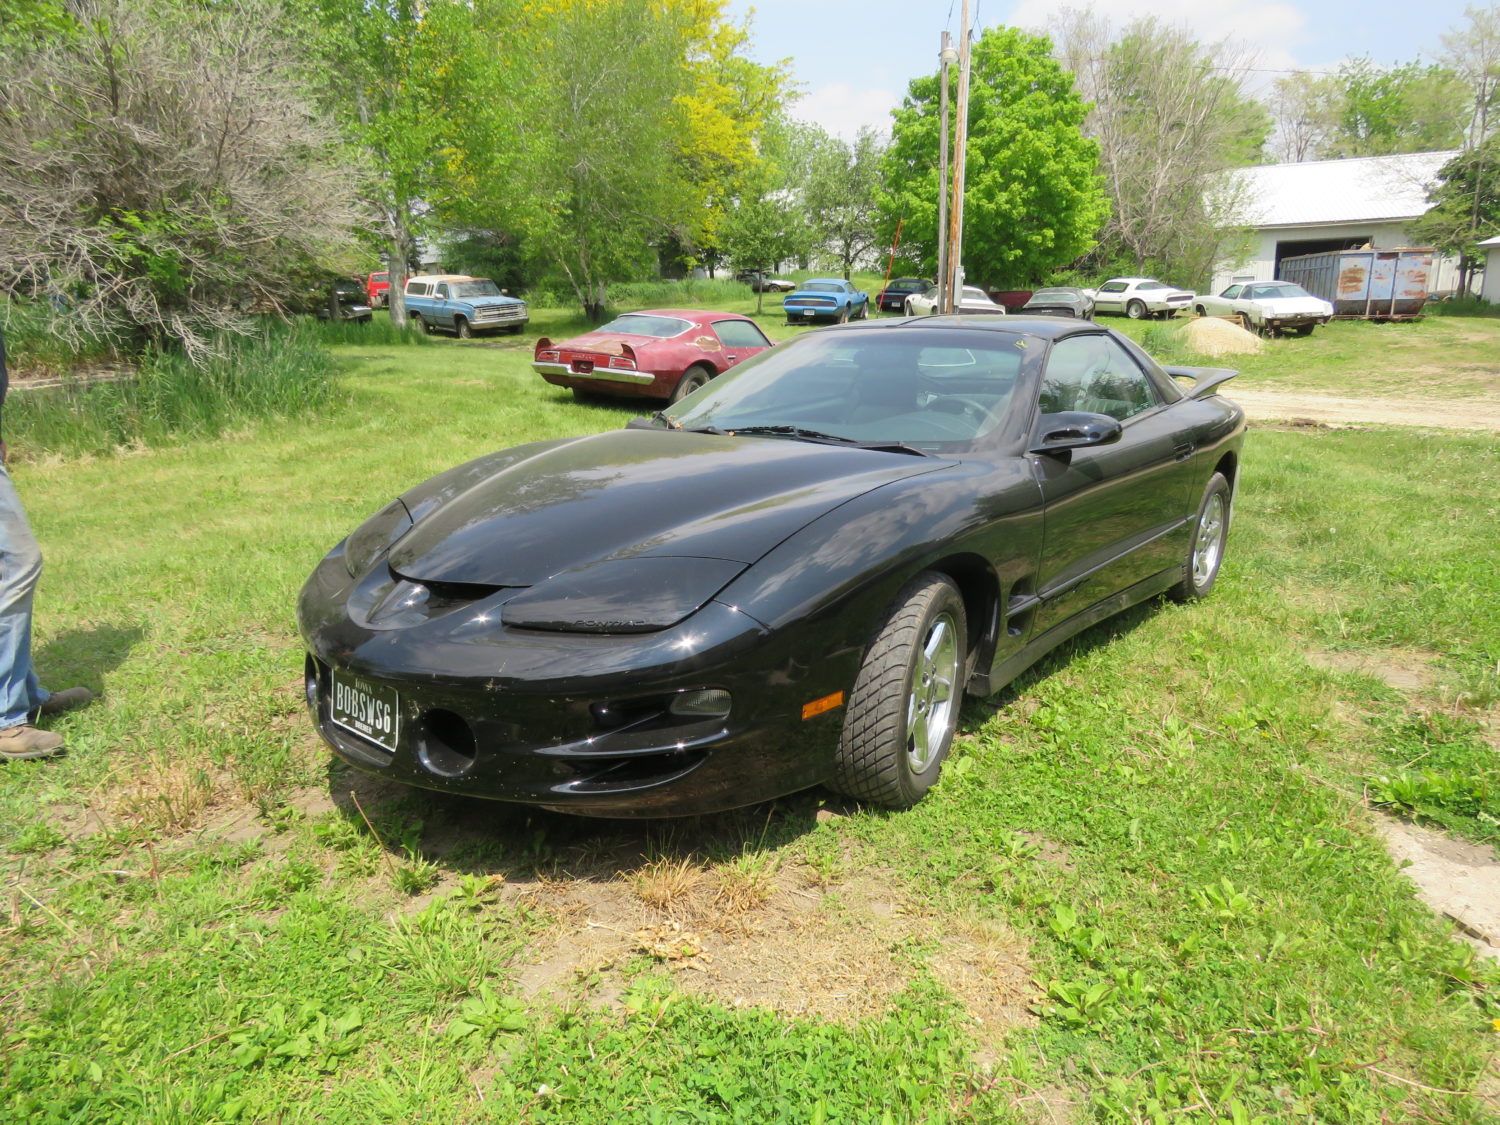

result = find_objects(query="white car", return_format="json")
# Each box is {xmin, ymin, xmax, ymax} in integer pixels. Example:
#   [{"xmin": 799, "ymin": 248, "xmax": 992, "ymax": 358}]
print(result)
[
  {"xmin": 1092, "ymin": 277, "xmax": 1193, "ymax": 319},
  {"xmin": 1192, "ymin": 281, "xmax": 1334, "ymax": 337},
  {"xmin": 904, "ymin": 285, "xmax": 1006, "ymax": 316}
]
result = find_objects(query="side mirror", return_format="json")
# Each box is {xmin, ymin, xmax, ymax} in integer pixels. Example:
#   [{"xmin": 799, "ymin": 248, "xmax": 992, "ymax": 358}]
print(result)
[{"xmin": 1029, "ymin": 411, "xmax": 1122, "ymax": 454}]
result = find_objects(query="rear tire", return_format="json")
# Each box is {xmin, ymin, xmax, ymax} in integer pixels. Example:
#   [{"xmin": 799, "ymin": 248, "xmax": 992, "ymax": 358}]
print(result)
[
  {"xmin": 670, "ymin": 366, "xmax": 710, "ymax": 403},
  {"xmin": 1169, "ymin": 472, "xmax": 1231, "ymax": 603},
  {"xmin": 832, "ymin": 572, "xmax": 967, "ymax": 808},
  {"xmin": 1290, "ymin": 325, "xmax": 1314, "ymax": 337},
  {"xmin": 410, "ymin": 313, "xmax": 427, "ymax": 334},
  {"xmin": 1126, "ymin": 299, "xmax": 1147, "ymax": 319},
  {"xmin": 837, "ymin": 306, "xmax": 850, "ymax": 324},
  {"xmin": 1194, "ymin": 304, "xmax": 1207, "ymax": 317}
]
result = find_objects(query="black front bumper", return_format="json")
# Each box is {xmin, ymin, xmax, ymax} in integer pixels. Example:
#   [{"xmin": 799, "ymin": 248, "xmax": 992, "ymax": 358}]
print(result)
[{"xmin": 297, "ymin": 553, "xmax": 851, "ymax": 817}]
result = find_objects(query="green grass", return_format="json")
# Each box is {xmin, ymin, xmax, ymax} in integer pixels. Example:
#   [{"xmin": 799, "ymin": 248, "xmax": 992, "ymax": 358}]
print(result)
[
  {"xmin": 1114, "ymin": 312, "xmax": 1500, "ymax": 398},
  {"xmin": 2, "ymin": 314, "xmax": 1500, "ymax": 1121}
]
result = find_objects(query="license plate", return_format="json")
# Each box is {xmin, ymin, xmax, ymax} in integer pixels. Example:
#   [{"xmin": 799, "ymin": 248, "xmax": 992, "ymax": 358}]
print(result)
[
  {"xmin": 330, "ymin": 671, "xmax": 400, "ymax": 752},
  {"xmin": 572, "ymin": 359, "xmax": 595, "ymax": 373}
]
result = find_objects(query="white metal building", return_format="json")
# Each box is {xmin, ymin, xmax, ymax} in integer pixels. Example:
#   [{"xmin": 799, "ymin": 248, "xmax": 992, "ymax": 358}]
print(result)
[
  {"xmin": 1480, "ymin": 234, "xmax": 1500, "ymax": 304},
  {"xmin": 1211, "ymin": 151, "xmax": 1463, "ymax": 295}
]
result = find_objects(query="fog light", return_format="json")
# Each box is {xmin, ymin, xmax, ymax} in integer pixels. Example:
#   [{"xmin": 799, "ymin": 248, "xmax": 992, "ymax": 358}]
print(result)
[{"xmin": 668, "ymin": 689, "xmax": 731, "ymax": 719}]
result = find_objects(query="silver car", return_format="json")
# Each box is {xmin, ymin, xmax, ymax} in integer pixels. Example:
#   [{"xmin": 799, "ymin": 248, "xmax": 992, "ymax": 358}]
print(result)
[{"xmin": 1092, "ymin": 277, "xmax": 1193, "ymax": 319}]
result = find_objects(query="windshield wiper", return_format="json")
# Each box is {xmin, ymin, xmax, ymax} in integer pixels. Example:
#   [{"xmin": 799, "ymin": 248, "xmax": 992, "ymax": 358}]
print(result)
[{"xmin": 728, "ymin": 425, "xmax": 929, "ymax": 457}]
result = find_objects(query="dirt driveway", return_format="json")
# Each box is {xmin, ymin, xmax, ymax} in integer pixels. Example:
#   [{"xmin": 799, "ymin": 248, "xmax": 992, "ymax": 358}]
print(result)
[{"xmin": 1231, "ymin": 388, "xmax": 1500, "ymax": 432}]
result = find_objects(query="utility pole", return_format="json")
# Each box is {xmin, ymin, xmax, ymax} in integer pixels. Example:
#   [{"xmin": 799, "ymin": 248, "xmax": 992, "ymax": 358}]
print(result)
[
  {"xmin": 943, "ymin": 0, "xmax": 971, "ymax": 314},
  {"xmin": 936, "ymin": 31, "xmax": 956, "ymax": 312}
]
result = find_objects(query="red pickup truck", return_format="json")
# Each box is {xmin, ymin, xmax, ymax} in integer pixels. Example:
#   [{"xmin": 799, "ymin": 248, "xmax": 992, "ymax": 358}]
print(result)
[{"xmin": 364, "ymin": 271, "xmax": 390, "ymax": 308}]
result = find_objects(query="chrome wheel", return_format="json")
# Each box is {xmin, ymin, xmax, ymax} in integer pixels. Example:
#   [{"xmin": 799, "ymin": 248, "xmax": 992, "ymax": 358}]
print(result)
[
  {"xmin": 905, "ymin": 611, "xmax": 959, "ymax": 773},
  {"xmin": 1192, "ymin": 490, "xmax": 1226, "ymax": 589}
]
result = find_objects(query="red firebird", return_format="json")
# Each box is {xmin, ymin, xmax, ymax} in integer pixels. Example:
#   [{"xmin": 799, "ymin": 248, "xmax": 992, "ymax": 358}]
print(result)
[{"xmin": 533, "ymin": 309, "xmax": 774, "ymax": 403}]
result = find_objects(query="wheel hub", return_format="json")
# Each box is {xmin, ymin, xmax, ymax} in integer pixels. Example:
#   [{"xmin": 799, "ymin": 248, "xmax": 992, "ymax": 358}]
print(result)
[{"xmin": 906, "ymin": 612, "xmax": 959, "ymax": 772}]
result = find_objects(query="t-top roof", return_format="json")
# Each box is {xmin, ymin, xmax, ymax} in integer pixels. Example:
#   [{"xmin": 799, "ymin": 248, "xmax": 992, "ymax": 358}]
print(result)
[{"xmin": 1227, "ymin": 151, "xmax": 1458, "ymax": 229}]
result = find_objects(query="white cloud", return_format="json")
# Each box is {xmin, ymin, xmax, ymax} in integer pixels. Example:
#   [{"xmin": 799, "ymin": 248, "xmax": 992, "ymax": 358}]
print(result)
[{"xmin": 788, "ymin": 82, "xmax": 900, "ymax": 142}]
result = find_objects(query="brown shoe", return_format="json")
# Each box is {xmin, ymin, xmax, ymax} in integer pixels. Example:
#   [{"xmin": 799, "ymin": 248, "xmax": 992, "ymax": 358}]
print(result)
[
  {"xmin": 0, "ymin": 725, "xmax": 65, "ymax": 760},
  {"xmin": 38, "ymin": 686, "xmax": 93, "ymax": 716}
]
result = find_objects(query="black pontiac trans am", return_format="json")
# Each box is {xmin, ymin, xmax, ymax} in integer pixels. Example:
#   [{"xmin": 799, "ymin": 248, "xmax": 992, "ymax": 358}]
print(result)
[{"xmin": 299, "ymin": 316, "xmax": 1245, "ymax": 817}]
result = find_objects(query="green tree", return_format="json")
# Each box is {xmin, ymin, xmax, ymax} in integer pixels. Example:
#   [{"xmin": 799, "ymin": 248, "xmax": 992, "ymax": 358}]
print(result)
[
  {"xmin": 803, "ymin": 128, "xmax": 887, "ymax": 280},
  {"xmin": 1051, "ymin": 14, "xmax": 1270, "ymax": 285},
  {"xmin": 880, "ymin": 26, "xmax": 1107, "ymax": 288},
  {"xmin": 1410, "ymin": 138, "xmax": 1500, "ymax": 290},
  {"xmin": 1324, "ymin": 58, "xmax": 1468, "ymax": 156}
]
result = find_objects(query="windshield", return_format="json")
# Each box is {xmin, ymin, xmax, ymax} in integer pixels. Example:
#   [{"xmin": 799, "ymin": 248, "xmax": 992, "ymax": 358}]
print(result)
[
  {"xmin": 1253, "ymin": 283, "xmax": 1312, "ymax": 299},
  {"xmin": 664, "ymin": 328, "xmax": 1033, "ymax": 451},
  {"xmin": 451, "ymin": 280, "xmax": 502, "ymax": 298},
  {"xmin": 593, "ymin": 314, "xmax": 691, "ymax": 339}
]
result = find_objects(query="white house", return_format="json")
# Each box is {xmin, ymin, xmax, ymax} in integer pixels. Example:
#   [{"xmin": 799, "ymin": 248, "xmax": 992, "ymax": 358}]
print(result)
[
  {"xmin": 1480, "ymin": 234, "xmax": 1500, "ymax": 304},
  {"xmin": 1211, "ymin": 151, "xmax": 1464, "ymax": 295}
]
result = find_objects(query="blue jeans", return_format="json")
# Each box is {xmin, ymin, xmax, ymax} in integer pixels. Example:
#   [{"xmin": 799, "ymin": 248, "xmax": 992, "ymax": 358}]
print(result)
[{"xmin": 0, "ymin": 465, "xmax": 49, "ymax": 728}]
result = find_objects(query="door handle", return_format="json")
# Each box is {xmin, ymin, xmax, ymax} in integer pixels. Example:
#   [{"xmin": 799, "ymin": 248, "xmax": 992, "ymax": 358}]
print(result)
[{"xmin": 1173, "ymin": 441, "xmax": 1195, "ymax": 462}]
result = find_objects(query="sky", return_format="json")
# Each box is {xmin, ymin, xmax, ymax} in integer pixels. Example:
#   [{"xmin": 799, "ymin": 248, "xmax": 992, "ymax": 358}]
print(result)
[{"xmin": 725, "ymin": 0, "xmax": 1483, "ymax": 140}]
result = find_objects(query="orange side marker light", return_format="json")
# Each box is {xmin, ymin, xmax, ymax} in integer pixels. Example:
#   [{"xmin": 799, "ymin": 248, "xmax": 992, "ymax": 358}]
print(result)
[{"xmin": 801, "ymin": 691, "xmax": 845, "ymax": 721}]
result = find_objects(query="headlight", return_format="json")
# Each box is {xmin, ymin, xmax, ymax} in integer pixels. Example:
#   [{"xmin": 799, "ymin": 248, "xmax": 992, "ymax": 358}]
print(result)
[
  {"xmin": 501, "ymin": 557, "xmax": 746, "ymax": 633},
  {"xmin": 343, "ymin": 499, "xmax": 413, "ymax": 578}
]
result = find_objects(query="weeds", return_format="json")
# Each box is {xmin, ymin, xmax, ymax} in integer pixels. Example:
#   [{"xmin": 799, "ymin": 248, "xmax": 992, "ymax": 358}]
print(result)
[{"xmin": 6, "ymin": 321, "xmax": 337, "ymax": 459}]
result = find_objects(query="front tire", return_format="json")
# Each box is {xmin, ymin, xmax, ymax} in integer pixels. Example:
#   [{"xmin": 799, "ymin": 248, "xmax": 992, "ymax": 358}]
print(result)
[
  {"xmin": 670, "ymin": 366, "xmax": 710, "ymax": 403},
  {"xmin": 832, "ymin": 573, "xmax": 967, "ymax": 808},
  {"xmin": 857, "ymin": 300, "xmax": 868, "ymax": 320},
  {"xmin": 1126, "ymin": 299, "xmax": 1147, "ymax": 319},
  {"xmin": 1169, "ymin": 472, "xmax": 1231, "ymax": 603},
  {"xmin": 454, "ymin": 317, "xmax": 472, "ymax": 339}
]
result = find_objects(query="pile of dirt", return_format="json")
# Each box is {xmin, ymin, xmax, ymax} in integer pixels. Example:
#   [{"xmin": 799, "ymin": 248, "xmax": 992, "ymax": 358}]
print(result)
[{"xmin": 1179, "ymin": 316, "xmax": 1264, "ymax": 357}]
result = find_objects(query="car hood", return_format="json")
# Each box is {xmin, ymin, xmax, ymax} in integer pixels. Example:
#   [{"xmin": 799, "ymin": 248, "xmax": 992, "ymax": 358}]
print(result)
[
  {"xmin": 1252, "ymin": 297, "xmax": 1330, "ymax": 314},
  {"xmin": 387, "ymin": 429, "xmax": 944, "ymax": 587},
  {"xmin": 458, "ymin": 295, "xmax": 524, "ymax": 308}
]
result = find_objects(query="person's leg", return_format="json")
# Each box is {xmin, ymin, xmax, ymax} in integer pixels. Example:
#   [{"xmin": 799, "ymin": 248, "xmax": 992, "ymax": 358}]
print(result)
[{"xmin": 0, "ymin": 464, "xmax": 45, "ymax": 730}]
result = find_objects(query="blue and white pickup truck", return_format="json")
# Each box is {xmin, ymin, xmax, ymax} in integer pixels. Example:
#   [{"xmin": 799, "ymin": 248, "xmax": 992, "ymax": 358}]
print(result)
[{"xmin": 403, "ymin": 274, "xmax": 528, "ymax": 337}]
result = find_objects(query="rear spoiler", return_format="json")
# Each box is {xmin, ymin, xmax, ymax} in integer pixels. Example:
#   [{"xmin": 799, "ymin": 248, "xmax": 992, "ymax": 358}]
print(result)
[{"xmin": 1165, "ymin": 365, "xmax": 1238, "ymax": 400}]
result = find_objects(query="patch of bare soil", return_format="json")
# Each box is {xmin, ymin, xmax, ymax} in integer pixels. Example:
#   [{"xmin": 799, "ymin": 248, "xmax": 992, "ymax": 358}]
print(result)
[
  {"xmin": 506, "ymin": 863, "xmax": 1036, "ymax": 1047},
  {"xmin": 1231, "ymin": 389, "xmax": 1500, "ymax": 432},
  {"xmin": 1306, "ymin": 648, "xmax": 1439, "ymax": 693},
  {"xmin": 1374, "ymin": 817, "xmax": 1500, "ymax": 960}
]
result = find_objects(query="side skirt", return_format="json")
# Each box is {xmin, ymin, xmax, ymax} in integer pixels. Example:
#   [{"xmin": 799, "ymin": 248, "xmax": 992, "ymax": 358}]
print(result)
[{"xmin": 968, "ymin": 567, "xmax": 1181, "ymax": 697}]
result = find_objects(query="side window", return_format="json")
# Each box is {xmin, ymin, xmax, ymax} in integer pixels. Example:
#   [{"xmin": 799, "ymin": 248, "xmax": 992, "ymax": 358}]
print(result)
[
  {"xmin": 1040, "ymin": 336, "xmax": 1160, "ymax": 421},
  {"xmin": 407, "ymin": 282, "xmax": 428, "ymax": 297},
  {"xmin": 711, "ymin": 320, "xmax": 771, "ymax": 349},
  {"xmin": 1220, "ymin": 284, "xmax": 1242, "ymax": 299},
  {"xmin": 1100, "ymin": 282, "xmax": 1127, "ymax": 294}
]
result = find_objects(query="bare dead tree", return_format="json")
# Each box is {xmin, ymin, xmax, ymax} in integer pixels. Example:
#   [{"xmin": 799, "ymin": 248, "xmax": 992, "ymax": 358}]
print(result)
[
  {"xmin": 0, "ymin": 0, "xmax": 364, "ymax": 360},
  {"xmin": 1047, "ymin": 10, "xmax": 1267, "ymax": 286}
]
